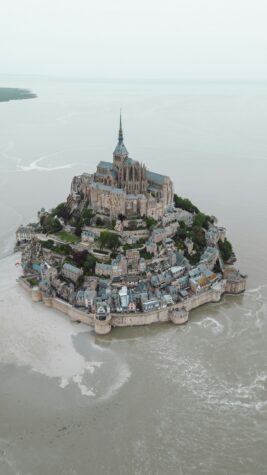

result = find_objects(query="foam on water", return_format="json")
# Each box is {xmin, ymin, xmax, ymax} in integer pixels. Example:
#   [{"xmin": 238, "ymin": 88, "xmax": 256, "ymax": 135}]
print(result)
[
  {"xmin": 0, "ymin": 439, "xmax": 21, "ymax": 475},
  {"xmin": 17, "ymin": 155, "xmax": 75, "ymax": 172},
  {"xmin": 191, "ymin": 316, "xmax": 225, "ymax": 335},
  {"xmin": 143, "ymin": 289, "xmax": 267, "ymax": 414}
]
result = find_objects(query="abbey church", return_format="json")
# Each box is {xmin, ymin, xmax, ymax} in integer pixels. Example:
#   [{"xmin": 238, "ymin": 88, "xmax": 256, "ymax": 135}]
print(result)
[{"xmin": 69, "ymin": 116, "xmax": 174, "ymax": 220}]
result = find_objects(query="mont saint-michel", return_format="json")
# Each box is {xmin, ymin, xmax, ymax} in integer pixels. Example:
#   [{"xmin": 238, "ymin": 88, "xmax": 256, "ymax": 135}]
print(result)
[{"xmin": 16, "ymin": 116, "xmax": 246, "ymax": 334}]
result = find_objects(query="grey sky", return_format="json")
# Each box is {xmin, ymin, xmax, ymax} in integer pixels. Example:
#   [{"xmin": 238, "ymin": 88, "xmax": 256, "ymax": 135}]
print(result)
[{"xmin": 1, "ymin": 0, "xmax": 267, "ymax": 80}]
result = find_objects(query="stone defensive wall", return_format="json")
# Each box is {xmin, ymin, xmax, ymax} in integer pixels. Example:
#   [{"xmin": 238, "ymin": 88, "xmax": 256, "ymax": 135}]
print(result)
[
  {"xmin": 18, "ymin": 277, "xmax": 95, "ymax": 327},
  {"xmin": 18, "ymin": 275, "xmax": 246, "ymax": 335}
]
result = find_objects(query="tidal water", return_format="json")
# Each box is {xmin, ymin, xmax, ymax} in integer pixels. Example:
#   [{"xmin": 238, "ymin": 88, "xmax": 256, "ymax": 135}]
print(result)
[{"xmin": 0, "ymin": 78, "xmax": 266, "ymax": 475}]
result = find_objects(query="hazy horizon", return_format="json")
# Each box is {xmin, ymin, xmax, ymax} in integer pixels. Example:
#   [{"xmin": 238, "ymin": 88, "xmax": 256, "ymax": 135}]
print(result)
[{"xmin": 1, "ymin": 0, "xmax": 267, "ymax": 81}]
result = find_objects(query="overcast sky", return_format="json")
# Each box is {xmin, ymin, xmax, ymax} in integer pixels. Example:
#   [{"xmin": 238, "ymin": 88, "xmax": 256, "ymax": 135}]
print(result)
[{"xmin": 1, "ymin": 0, "xmax": 267, "ymax": 80}]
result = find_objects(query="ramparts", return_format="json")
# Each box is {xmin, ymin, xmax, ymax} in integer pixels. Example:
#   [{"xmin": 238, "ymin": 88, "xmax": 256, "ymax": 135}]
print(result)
[{"xmin": 18, "ymin": 273, "xmax": 246, "ymax": 335}]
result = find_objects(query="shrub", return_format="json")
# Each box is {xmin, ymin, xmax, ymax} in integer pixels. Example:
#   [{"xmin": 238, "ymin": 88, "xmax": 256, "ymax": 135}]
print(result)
[
  {"xmin": 140, "ymin": 249, "xmax": 153, "ymax": 260},
  {"xmin": 146, "ymin": 217, "xmax": 156, "ymax": 229},
  {"xmin": 174, "ymin": 194, "xmax": 199, "ymax": 214},
  {"xmin": 219, "ymin": 239, "xmax": 233, "ymax": 262},
  {"xmin": 40, "ymin": 215, "xmax": 62, "ymax": 233},
  {"xmin": 27, "ymin": 277, "xmax": 38, "ymax": 287},
  {"xmin": 83, "ymin": 254, "xmax": 97, "ymax": 275},
  {"xmin": 81, "ymin": 208, "xmax": 94, "ymax": 225},
  {"xmin": 51, "ymin": 202, "xmax": 70, "ymax": 222}
]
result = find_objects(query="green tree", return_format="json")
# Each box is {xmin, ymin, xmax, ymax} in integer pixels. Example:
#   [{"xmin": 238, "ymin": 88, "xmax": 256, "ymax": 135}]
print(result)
[
  {"xmin": 51, "ymin": 202, "xmax": 70, "ymax": 222},
  {"xmin": 40, "ymin": 215, "xmax": 62, "ymax": 233},
  {"xmin": 108, "ymin": 233, "xmax": 120, "ymax": 251},
  {"xmin": 140, "ymin": 249, "xmax": 153, "ymax": 260},
  {"xmin": 219, "ymin": 239, "xmax": 233, "ymax": 262},
  {"xmin": 193, "ymin": 212, "xmax": 212, "ymax": 230},
  {"xmin": 81, "ymin": 208, "xmax": 94, "ymax": 225},
  {"xmin": 146, "ymin": 217, "xmax": 156, "ymax": 229},
  {"xmin": 83, "ymin": 254, "xmax": 97, "ymax": 274},
  {"xmin": 174, "ymin": 194, "xmax": 199, "ymax": 214},
  {"xmin": 99, "ymin": 231, "xmax": 120, "ymax": 251}
]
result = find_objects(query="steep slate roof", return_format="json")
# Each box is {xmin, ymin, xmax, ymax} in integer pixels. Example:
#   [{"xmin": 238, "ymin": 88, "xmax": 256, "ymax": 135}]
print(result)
[
  {"xmin": 95, "ymin": 171, "xmax": 117, "ymax": 179},
  {"xmin": 63, "ymin": 263, "xmax": 82, "ymax": 274},
  {"xmin": 76, "ymin": 290, "xmax": 85, "ymax": 301},
  {"xmin": 91, "ymin": 182, "xmax": 125, "ymax": 195},
  {"xmin": 146, "ymin": 170, "xmax": 167, "ymax": 185},
  {"xmin": 97, "ymin": 161, "xmax": 113, "ymax": 169},
  {"xmin": 114, "ymin": 141, "xmax": 128, "ymax": 156},
  {"xmin": 82, "ymin": 229, "xmax": 96, "ymax": 237},
  {"xmin": 96, "ymin": 263, "xmax": 112, "ymax": 271},
  {"xmin": 176, "ymin": 251, "xmax": 190, "ymax": 268},
  {"xmin": 123, "ymin": 157, "xmax": 135, "ymax": 165}
]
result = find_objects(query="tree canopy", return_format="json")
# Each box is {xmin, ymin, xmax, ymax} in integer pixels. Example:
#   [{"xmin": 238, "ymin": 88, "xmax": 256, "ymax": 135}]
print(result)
[
  {"xmin": 99, "ymin": 231, "xmax": 120, "ymax": 251},
  {"xmin": 219, "ymin": 239, "xmax": 233, "ymax": 262},
  {"xmin": 146, "ymin": 217, "xmax": 157, "ymax": 229},
  {"xmin": 40, "ymin": 214, "xmax": 62, "ymax": 234},
  {"xmin": 174, "ymin": 194, "xmax": 199, "ymax": 214},
  {"xmin": 193, "ymin": 212, "xmax": 213, "ymax": 230}
]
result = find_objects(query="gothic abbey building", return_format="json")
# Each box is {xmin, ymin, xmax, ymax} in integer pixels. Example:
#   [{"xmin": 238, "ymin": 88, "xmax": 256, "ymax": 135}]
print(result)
[{"xmin": 68, "ymin": 116, "xmax": 174, "ymax": 220}]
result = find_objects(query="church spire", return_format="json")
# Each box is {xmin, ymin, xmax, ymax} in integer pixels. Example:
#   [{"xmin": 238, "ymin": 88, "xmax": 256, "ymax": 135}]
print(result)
[
  {"xmin": 118, "ymin": 111, "xmax": 123, "ymax": 143},
  {"xmin": 113, "ymin": 110, "xmax": 129, "ymax": 164}
]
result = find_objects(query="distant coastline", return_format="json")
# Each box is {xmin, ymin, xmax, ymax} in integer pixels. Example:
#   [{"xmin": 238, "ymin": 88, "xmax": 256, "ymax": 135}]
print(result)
[{"xmin": 0, "ymin": 87, "xmax": 36, "ymax": 102}]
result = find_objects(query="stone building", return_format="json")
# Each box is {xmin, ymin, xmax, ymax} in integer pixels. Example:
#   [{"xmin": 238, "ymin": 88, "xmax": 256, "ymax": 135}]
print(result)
[
  {"xmin": 68, "ymin": 115, "xmax": 174, "ymax": 221},
  {"xmin": 62, "ymin": 263, "xmax": 83, "ymax": 282},
  {"xmin": 150, "ymin": 222, "xmax": 178, "ymax": 244},
  {"xmin": 81, "ymin": 229, "xmax": 97, "ymax": 244},
  {"xmin": 95, "ymin": 263, "xmax": 112, "ymax": 277},
  {"xmin": 16, "ymin": 225, "xmax": 36, "ymax": 243}
]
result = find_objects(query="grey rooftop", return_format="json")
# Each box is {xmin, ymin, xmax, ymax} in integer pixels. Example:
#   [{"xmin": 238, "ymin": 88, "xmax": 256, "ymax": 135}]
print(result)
[
  {"xmin": 91, "ymin": 182, "xmax": 125, "ymax": 195},
  {"xmin": 146, "ymin": 170, "xmax": 167, "ymax": 185},
  {"xmin": 63, "ymin": 263, "xmax": 82, "ymax": 274},
  {"xmin": 97, "ymin": 161, "xmax": 113, "ymax": 169}
]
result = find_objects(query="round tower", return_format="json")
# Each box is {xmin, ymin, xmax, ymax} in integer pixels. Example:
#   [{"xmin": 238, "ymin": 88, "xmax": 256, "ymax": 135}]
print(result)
[{"xmin": 94, "ymin": 302, "xmax": 112, "ymax": 335}]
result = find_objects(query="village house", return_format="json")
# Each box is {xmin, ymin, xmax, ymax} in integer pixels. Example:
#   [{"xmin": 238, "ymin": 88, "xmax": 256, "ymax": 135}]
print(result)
[
  {"xmin": 95, "ymin": 262, "xmax": 112, "ymax": 277},
  {"xmin": 62, "ymin": 263, "xmax": 83, "ymax": 282},
  {"xmin": 81, "ymin": 229, "xmax": 97, "ymax": 245},
  {"xmin": 16, "ymin": 225, "xmax": 36, "ymax": 243},
  {"xmin": 189, "ymin": 265, "xmax": 217, "ymax": 293}
]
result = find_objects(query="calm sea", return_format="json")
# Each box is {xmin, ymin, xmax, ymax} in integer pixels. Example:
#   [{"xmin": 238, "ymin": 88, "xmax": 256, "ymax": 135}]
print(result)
[{"xmin": 0, "ymin": 77, "xmax": 266, "ymax": 475}]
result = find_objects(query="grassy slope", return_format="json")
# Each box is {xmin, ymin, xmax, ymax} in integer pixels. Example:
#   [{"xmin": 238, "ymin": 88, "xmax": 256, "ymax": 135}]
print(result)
[{"xmin": 55, "ymin": 230, "xmax": 80, "ymax": 244}]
